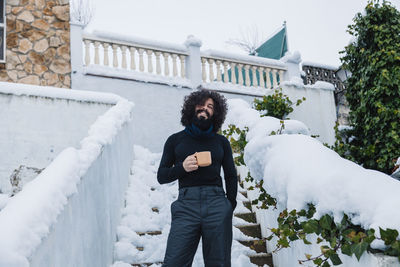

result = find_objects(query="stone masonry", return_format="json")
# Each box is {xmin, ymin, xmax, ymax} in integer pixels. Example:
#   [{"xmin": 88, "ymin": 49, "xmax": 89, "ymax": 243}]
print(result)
[{"xmin": 0, "ymin": 0, "xmax": 71, "ymax": 88}]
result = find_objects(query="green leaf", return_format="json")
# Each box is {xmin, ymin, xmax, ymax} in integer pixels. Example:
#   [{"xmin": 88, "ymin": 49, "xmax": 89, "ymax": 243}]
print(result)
[
  {"xmin": 303, "ymin": 220, "xmax": 319, "ymax": 234},
  {"xmin": 322, "ymin": 261, "xmax": 330, "ymax": 267},
  {"xmin": 352, "ymin": 242, "xmax": 369, "ymax": 261},
  {"xmin": 380, "ymin": 227, "xmax": 399, "ymax": 245},
  {"xmin": 341, "ymin": 244, "xmax": 352, "ymax": 256},
  {"xmin": 320, "ymin": 214, "xmax": 333, "ymax": 230},
  {"xmin": 330, "ymin": 253, "xmax": 343, "ymax": 265}
]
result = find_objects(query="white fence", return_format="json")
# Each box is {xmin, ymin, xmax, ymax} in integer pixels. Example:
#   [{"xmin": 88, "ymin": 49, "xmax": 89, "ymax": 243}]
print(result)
[{"xmin": 72, "ymin": 24, "xmax": 293, "ymax": 90}]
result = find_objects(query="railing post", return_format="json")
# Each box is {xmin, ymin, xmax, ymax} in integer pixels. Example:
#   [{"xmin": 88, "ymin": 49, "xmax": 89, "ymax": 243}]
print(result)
[
  {"xmin": 184, "ymin": 35, "xmax": 202, "ymax": 88},
  {"xmin": 282, "ymin": 51, "xmax": 302, "ymax": 81},
  {"xmin": 70, "ymin": 22, "xmax": 85, "ymax": 89}
]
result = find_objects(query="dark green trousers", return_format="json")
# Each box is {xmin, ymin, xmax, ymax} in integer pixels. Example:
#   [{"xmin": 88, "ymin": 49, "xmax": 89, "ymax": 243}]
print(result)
[{"xmin": 162, "ymin": 186, "xmax": 233, "ymax": 267}]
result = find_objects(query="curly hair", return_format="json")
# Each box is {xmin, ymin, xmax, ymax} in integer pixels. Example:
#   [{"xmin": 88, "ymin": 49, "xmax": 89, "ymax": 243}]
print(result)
[{"xmin": 181, "ymin": 89, "xmax": 228, "ymax": 132}]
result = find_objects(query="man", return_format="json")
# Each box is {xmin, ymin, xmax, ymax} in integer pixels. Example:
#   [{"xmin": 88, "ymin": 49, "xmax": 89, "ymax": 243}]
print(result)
[{"xmin": 157, "ymin": 89, "xmax": 237, "ymax": 267}]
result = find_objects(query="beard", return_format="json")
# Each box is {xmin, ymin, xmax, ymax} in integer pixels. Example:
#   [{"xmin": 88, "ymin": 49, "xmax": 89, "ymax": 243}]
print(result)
[{"xmin": 192, "ymin": 109, "xmax": 213, "ymax": 130}]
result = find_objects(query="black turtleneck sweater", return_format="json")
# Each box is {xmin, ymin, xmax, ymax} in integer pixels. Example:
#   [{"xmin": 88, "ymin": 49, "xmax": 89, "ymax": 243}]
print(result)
[{"xmin": 157, "ymin": 130, "xmax": 238, "ymax": 209}]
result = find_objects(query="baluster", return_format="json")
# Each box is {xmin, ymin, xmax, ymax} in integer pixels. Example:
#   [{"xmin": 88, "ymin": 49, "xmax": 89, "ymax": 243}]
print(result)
[
  {"xmin": 208, "ymin": 59, "xmax": 214, "ymax": 82},
  {"xmin": 121, "ymin": 46, "xmax": 127, "ymax": 69},
  {"xmin": 216, "ymin": 60, "xmax": 222, "ymax": 82},
  {"xmin": 258, "ymin": 67, "xmax": 265, "ymax": 88},
  {"xmin": 147, "ymin": 50, "xmax": 153, "ymax": 73},
  {"xmin": 172, "ymin": 54, "xmax": 178, "ymax": 77},
  {"xmin": 103, "ymin": 43, "xmax": 109, "ymax": 66},
  {"xmin": 231, "ymin": 62, "xmax": 237, "ymax": 84},
  {"xmin": 84, "ymin": 40, "xmax": 91, "ymax": 66},
  {"xmin": 272, "ymin": 69, "xmax": 278, "ymax": 88},
  {"xmin": 238, "ymin": 64, "xmax": 244, "ymax": 85},
  {"xmin": 245, "ymin": 65, "xmax": 251, "ymax": 86},
  {"xmin": 266, "ymin": 68, "xmax": 271, "ymax": 89},
  {"xmin": 251, "ymin": 66, "xmax": 257, "ymax": 86},
  {"xmin": 163, "ymin": 53, "xmax": 170, "ymax": 76},
  {"xmin": 112, "ymin": 44, "xmax": 119, "ymax": 68},
  {"xmin": 279, "ymin": 70, "xmax": 284, "ymax": 85},
  {"xmin": 94, "ymin": 41, "xmax": 100, "ymax": 65},
  {"xmin": 130, "ymin": 47, "xmax": 136, "ymax": 70},
  {"xmin": 139, "ymin": 49, "xmax": 145, "ymax": 72},
  {"xmin": 179, "ymin": 55, "xmax": 185, "ymax": 78},
  {"xmin": 201, "ymin": 58, "xmax": 207, "ymax": 82},
  {"xmin": 223, "ymin": 62, "xmax": 229, "ymax": 83},
  {"xmin": 155, "ymin": 52, "xmax": 161, "ymax": 75}
]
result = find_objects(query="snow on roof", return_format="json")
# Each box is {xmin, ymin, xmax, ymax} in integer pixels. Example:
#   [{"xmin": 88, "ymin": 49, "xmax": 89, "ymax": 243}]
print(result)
[{"xmin": 0, "ymin": 81, "xmax": 123, "ymax": 104}]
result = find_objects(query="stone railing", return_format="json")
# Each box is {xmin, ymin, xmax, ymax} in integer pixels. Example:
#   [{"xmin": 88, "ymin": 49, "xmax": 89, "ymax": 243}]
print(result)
[
  {"xmin": 201, "ymin": 50, "xmax": 286, "ymax": 89},
  {"xmin": 71, "ymin": 25, "xmax": 298, "ymax": 91},
  {"xmin": 82, "ymin": 31, "xmax": 188, "ymax": 79}
]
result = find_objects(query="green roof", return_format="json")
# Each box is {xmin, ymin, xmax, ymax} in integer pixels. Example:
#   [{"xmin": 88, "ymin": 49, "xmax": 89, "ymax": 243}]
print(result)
[{"xmin": 256, "ymin": 24, "xmax": 288, "ymax": 60}]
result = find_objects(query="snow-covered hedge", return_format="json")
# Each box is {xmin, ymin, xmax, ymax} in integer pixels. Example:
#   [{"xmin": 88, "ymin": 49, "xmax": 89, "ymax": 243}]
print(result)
[
  {"xmin": 224, "ymin": 98, "xmax": 400, "ymax": 267},
  {"xmin": 0, "ymin": 84, "xmax": 135, "ymax": 267}
]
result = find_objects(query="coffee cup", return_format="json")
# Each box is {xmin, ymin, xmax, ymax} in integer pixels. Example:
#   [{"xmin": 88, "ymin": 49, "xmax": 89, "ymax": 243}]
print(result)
[{"xmin": 195, "ymin": 151, "xmax": 212, "ymax": 167}]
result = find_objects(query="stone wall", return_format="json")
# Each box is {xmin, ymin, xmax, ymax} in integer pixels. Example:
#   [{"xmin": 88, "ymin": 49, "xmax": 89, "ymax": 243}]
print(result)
[{"xmin": 0, "ymin": 0, "xmax": 71, "ymax": 88}]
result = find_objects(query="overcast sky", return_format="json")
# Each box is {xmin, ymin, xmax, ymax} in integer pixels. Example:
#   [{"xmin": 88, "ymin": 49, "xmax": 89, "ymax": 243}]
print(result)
[{"xmin": 86, "ymin": 0, "xmax": 400, "ymax": 67}]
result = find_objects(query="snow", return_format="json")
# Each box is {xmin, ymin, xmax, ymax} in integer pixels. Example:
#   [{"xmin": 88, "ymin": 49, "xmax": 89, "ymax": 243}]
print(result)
[
  {"xmin": 225, "ymin": 98, "xmax": 400, "ymax": 232},
  {"xmin": 84, "ymin": 65, "xmax": 192, "ymax": 88},
  {"xmin": 111, "ymin": 145, "xmax": 261, "ymax": 267},
  {"xmin": 224, "ymin": 98, "xmax": 310, "ymax": 139},
  {"xmin": 0, "ymin": 81, "xmax": 122, "ymax": 104},
  {"xmin": 184, "ymin": 34, "xmax": 202, "ymax": 47},
  {"xmin": 202, "ymin": 81, "xmax": 273, "ymax": 97},
  {"xmin": 0, "ymin": 89, "xmax": 134, "ymax": 266},
  {"xmin": 301, "ymin": 61, "xmax": 339, "ymax": 71},
  {"xmin": 87, "ymin": 30, "xmax": 188, "ymax": 54},
  {"xmin": 281, "ymin": 78, "xmax": 335, "ymax": 91},
  {"xmin": 201, "ymin": 49, "xmax": 287, "ymax": 68}
]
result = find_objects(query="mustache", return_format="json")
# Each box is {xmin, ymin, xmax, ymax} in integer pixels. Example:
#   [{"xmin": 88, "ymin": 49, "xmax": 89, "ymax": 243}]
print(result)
[{"xmin": 196, "ymin": 109, "xmax": 211, "ymax": 118}]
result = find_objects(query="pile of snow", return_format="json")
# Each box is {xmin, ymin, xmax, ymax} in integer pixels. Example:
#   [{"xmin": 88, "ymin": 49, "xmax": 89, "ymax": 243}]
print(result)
[
  {"xmin": 0, "ymin": 87, "xmax": 134, "ymax": 267},
  {"xmin": 111, "ymin": 146, "xmax": 259, "ymax": 267},
  {"xmin": 224, "ymin": 98, "xmax": 400, "ymax": 233},
  {"xmin": 224, "ymin": 98, "xmax": 310, "ymax": 139}
]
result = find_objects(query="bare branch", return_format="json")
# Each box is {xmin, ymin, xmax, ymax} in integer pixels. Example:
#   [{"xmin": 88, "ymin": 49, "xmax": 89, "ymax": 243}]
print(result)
[
  {"xmin": 226, "ymin": 25, "xmax": 262, "ymax": 55},
  {"xmin": 70, "ymin": 0, "xmax": 95, "ymax": 26}
]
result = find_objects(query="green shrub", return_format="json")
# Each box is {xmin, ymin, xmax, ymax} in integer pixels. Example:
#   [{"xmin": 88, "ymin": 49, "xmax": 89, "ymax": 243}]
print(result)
[{"xmin": 335, "ymin": 0, "xmax": 400, "ymax": 174}]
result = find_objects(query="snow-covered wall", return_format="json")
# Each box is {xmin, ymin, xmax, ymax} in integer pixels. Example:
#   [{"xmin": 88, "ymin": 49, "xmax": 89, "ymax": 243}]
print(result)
[
  {"xmin": 0, "ymin": 82, "xmax": 119, "ymax": 194},
  {"xmin": 73, "ymin": 73, "xmax": 336, "ymax": 151},
  {"xmin": 0, "ymin": 83, "xmax": 134, "ymax": 267}
]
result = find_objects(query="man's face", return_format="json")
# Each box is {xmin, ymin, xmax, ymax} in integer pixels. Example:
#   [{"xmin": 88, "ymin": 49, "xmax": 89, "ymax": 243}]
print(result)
[{"xmin": 195, "ymin": 98, "xmax": 214, "ymax": 120}]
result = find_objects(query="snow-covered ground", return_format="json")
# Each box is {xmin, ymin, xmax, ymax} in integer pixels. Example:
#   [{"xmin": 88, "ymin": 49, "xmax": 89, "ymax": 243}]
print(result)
[{"xmin": 111, "ymin": 145, "xmax": 261, "ymax": 267}]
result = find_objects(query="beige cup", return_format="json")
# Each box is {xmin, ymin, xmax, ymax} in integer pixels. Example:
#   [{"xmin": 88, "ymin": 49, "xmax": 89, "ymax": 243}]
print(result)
[{"xmin": 195, "ymin": 151, "xmax": 212, "ymax": 167}]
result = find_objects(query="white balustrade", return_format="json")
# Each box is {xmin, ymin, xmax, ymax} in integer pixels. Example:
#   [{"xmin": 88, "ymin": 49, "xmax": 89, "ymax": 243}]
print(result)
[
  {"xmin": 130, "ymin": 47, "xmax": 136, "ymax": 70},
  {"xmin": 82, "ymin": 35, "xmax": 188, "ymax": 80},
  {"xmin": 94, "ymin": 41, "xmax": 100, "ymax": 65},
  {"xmin": 112, "ymin": 44, "xmax": 118, "ymax": 68},
  {"xmin": 199, "ymin": 55, "xmax": 286, "ymax": 89},
  {"xmin": 103, "ymin": 43, "xmax": 109, "ymax": 66},
  {"xmin": 172, "ymin": 54, "xmax": 178, "ymax": 77},
  {"xmin": 155, "ymin": 52, "xmax": 161, "ymax": 75},
  {"xmin": 216, "ymin": 61, "xmax": 222, "ymax": 82},
  {"xmin": 82, "ymin": 35, "xmax": 287, "ymax": 89},
  {"xmin": 223, "ymin": 62, "xmax": 229, "ymax": 83},
  {"xmin": 121, "ymin": 46, "xmax": 127, "ymax": 69}
]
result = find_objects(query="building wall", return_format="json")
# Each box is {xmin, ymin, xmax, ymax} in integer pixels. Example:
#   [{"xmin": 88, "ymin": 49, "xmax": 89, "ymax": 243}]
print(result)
[
  {"xmin": 0, "ymin": 0, "xmax": 71, "ymax": 88},
  {"xmin": 73, "ymin": 73, "xmax": 337, "ymax": 151}
]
